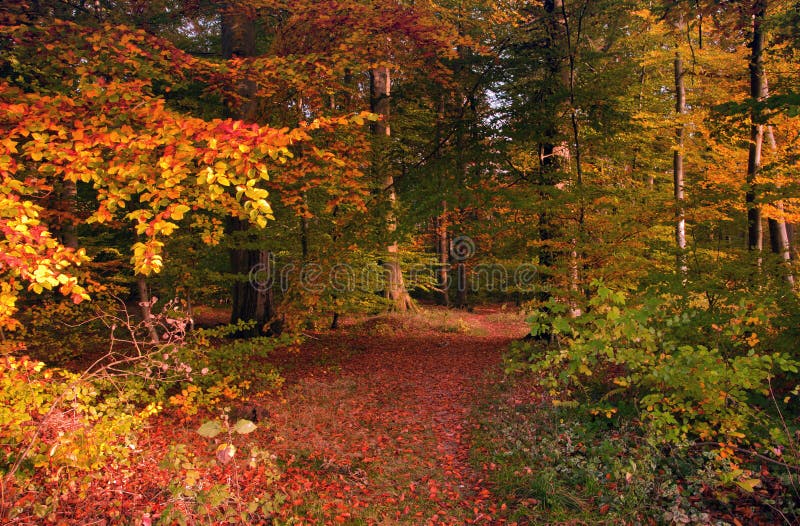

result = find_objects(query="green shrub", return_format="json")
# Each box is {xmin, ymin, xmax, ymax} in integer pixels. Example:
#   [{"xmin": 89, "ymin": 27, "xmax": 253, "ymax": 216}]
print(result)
[{"xmin": 511, "ymin": 281, "xmax": 800, "ymax": 472}]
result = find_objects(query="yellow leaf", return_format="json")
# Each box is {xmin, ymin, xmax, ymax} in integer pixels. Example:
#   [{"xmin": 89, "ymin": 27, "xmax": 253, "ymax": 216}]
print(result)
[
  {"xmin": 171, "ymin": 205, "xmax": 190, "ymax": 221},
  {"xmin": 735, "ymin": 478, "xmax": 760, "ymax": 493}
]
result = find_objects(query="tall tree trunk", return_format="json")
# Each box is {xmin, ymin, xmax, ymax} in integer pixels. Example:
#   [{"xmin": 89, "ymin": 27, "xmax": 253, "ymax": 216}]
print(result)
[
  {"xmin": 787, "ymin": 224, "xmax": 797, "ymax": 260},
  {"xmin": 456, "ymin": 261, "xmax": 468, "ymax": 309},
  {"xmin": 221, "ymin": 9, "xmax": 276, "ymax": 335},
  {"xmin": 746, "ymin": 0, "xmax": 766, "ymax": 257},
  {"xmin": 370, "ymin": 66, "xmax": 415, "ymax": 312},
  {"xmin": 674, "ymin": 50, "xmax": 688, "ymax": 275},
  {"xmin": 764, "ymin": 125, "xmax": 795, "ymax": 284},
  {"xmin": 436, "ymin": 202, "xmax": 450, "ymax": 306},
  {"xmin": 561, "ymin": 0, "xmax": 583, "ymax": 318},
  {"xmin": 537, "ymin": 0, "xmax": 565, "ymax": 298},
  {"xmin": 635, "ymin": 65, "xmax": 654, "ymax": 189},
  {"xmin": 433, "ymin": 95, "xmax": 450, "ymax": 307}
]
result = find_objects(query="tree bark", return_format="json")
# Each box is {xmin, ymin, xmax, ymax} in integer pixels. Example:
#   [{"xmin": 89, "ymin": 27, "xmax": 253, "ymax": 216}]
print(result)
[
  {"xmin": 436, "ymin": 202, "xmax": 450, "ymax": 306},
  {"xmin": 746, "ymin": 0, "xmax": 766, "ymax": 256},
  {"xmin": 674, "ymin": 50, "xmax": 688, "ymax": 274},
  {"xmin": 560, "ymin": 0, "xmax": 582, "ymax": 318},
  {"xmin": 537, "ymin": 0, "xmax": 566, "ymax": 294},
  {"xmin": 456, "ymin": 261, "xmax": 468, "ymax": 309},
  {"xmin": 137, "ymin": 275, "xmax": 159, "ymax": 344},
  {"xmin": 764, "ymin": 125, "xmax": 795, "ymax": 284},
  {"xmin": 370, "ymin": 66, "xmax": 415, "ymax": 312},
  {"xmin": 221, "ymin": 8, "xmax": 276, "ymax": 334}
]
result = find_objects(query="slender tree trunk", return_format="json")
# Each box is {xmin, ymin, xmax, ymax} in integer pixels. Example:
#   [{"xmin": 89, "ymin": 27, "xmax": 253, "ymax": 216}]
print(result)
[
  {"xmin": 436, "ymin": 202, "xmax": 450, "ymax": 306},
  {"xmin": 433, "ymin": 95, "xmax": 450, "ymax": 307},
  {"xmin": 561, "ymin": 0, "xmax": 582, "ymax": 318},
  {"xmin": 674, "ymin": 50, "xmax": 688, "ymax": 275},
  {"xmin": 370, "ymin": 66, "xmax": 415, "ymax": 312},
  {"xmin": 764, "ymin": 125, "xmax": 795, "ymax": 284},
  {"xmin": 635, "ymin": 65, "xmax": 654, "ymax": 188},
  {"xmin": 137, "ymin": 275, "xmax": 159, "ymax": 344},
  {"xmin": 456, "ymin": 261, "xmax": 468, "ymax": 309},
  {"xmin": 536, "ymin": 0, "xmax": 565, "ymax": 300},
  {"xmin": 787, "ymin": 224, "xmax": 797, "ymax": 260},
  {"xmin": 746, "ymin": 0, "xmax": 766, "ymax": 258}
]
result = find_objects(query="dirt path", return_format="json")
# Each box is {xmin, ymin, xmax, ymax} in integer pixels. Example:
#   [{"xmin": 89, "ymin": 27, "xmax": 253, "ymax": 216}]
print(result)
[{"xmin": 263, "ymin": 307, "xmax": 529, "ymax": 524}]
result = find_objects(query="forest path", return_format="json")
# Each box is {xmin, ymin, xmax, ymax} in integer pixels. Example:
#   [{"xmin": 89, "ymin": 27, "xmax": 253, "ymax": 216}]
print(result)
[{"xmin": 263, "ymin": 306, "xmax": 530, "ymax": 524}]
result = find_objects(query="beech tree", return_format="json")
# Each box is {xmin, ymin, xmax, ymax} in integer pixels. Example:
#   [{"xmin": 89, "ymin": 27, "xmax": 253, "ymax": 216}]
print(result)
[{"xmin": 0, "ymin": 1, "xmax": 369, "ymax": 333}]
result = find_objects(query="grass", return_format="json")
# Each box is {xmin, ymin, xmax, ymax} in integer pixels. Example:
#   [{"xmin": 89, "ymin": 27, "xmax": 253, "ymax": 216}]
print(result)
[{"xmin": 468, "ymin": 372, "xmax": 681, "ymax": 525}]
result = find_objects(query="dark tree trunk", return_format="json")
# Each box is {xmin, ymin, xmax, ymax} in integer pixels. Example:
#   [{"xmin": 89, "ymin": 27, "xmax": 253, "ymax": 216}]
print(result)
[
  {"xmin": 137, "ymin": 275, "xmax": 159, "ymax": 344},
  {"xmin": 221, "ymin": 8, "xmax": 277, "ymax": 335},
  {"xmin": 436, "ymin": 203, "xmax": 450, "ymax": 306},
  {"xmin": 746, "ymin": 0, "xmax": 766, "ymax": 256},
  {"xmin": 455, "ymin": 262, "xmax": 468, "ymax": 310}
]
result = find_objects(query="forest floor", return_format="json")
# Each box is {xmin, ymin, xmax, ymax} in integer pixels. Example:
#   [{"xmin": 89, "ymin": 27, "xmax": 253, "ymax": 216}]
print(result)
[
  {"xmin": 11, "ymin": 305, "xmax": 795, "ymax": 524},
  {"xmin": 255, "ymin": 306, "xmax": 531, "ymax": 524},
  {"xmin": 78, "ymin": 305, "xmax": 533, "ymax": 525}
]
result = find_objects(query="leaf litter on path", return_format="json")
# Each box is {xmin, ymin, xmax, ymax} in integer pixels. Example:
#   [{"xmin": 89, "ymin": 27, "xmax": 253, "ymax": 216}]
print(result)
[{"xmin": 260, "ymin": 306, "xmax": 529, "ymax": 524}]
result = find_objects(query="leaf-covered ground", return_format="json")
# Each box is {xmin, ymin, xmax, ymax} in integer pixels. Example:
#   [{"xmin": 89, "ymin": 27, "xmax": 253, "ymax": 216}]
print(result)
[
  {"xmin": 11, "ymin": 306, "xmax": 797, "ymax": 524},
  {"xmin": 258, "ymin": 308, "xmax": 529, "ymax": 524},
  {"xmin": 260, "ymin": 312, "xmax": 525, "ymax": 524},
  {"xmin": 36, "ymin": 307, "xmax": 528, "ymax": 525}
]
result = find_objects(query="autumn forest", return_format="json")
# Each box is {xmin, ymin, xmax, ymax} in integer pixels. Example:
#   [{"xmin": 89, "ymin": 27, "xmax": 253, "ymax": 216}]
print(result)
[{"xmin": 1, "ymin": 0, "xmax": 800, "ymax": 524}]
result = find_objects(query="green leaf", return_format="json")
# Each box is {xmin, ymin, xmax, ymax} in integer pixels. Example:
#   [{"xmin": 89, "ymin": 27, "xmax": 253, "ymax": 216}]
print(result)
[
  {"xmin": 735, "ymin": 478, "xmax": 760, "ymax": 493},
  {"xmin": 551, "ymin": 317, "xmax": 573, "ymax": 335},
  {"xmin": 197, "ymin": 420, "xmax": 222, "ymax": 438},
  {"xmin": 232, "ymin": 419, "xmax": 257, "ymax": 434}
]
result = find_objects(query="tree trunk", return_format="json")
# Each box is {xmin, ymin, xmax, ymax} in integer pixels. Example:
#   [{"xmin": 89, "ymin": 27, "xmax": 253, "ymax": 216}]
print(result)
[
  {"xmin": 137, "ymin": 275, "xmax": 159, "ymax": 344},
  {"xmin": 456, "ymin": 261, "xmax": 468, "ymax": 310},
  {"xmin": 786, "ymin": 223, "xmax": 797, "ymax": 260},
  {"xmin": 221, "ymin": 8, "xmax": 276, "ymax": 334},
  {"xmin": 433, "ymin": 95, "xmax": 449, "ymax": 307},
  {"xmin": 746, "ymin": 0, "xmax": 766, "ymax": 257},
  {"xmin": 436, "ymin": 202, "xmax": 450, "ymax": 306},
  {"xmin": 370, "ymin": 66, "xmax": 415, "ymax": 312},
  {"xmin": 530, "ymin": 0, "xmax": 572, "ymax": 323},
  {"xmin": 561, "ymin": 0, "xmax": 582, "ymax": 318},
  {"xmin": 764, "ymin": 125, "xmax": 794, "ymax": 284},
  {"xmin": 674, "ymin": 50, "xmax": 688, "ymax": 275},
  {"xmin": 537, "ymin": 0, "xmax": 566, "ymax": 290}
]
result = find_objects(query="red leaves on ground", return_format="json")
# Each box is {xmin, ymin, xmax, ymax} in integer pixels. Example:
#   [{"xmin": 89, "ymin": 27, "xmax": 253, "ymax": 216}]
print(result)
[
  {"xmin": 255, "ymin": 306, "xmax": 529, "ymax": 524},
  {"xmin": 6, "ymin": 307, "xmax": 528, "ymax": 524}
]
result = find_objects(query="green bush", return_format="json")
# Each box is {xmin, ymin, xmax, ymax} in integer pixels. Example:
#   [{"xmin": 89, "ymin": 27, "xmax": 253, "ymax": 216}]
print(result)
[{"xmin": 511, "ymin": 281, "xmax": 800, "ymax": 468}]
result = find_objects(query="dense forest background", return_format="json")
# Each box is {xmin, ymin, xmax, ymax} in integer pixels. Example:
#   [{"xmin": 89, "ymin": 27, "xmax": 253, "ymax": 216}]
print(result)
[{"xmin": 1, "ymin": 0, "xmax": 800, "ymax": 523}]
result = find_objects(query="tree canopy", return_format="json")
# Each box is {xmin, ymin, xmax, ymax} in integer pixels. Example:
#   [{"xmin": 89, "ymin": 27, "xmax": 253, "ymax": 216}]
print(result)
[{"xmin": 2, "ymin": 0, "xmax": 800, "ymax": 522}]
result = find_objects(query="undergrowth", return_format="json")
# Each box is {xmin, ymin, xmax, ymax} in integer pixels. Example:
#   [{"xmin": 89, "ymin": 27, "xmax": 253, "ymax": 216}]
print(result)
[
  {"xmin": 470, "ymin": 372, "xmax": 800, "ymax": 525},
  {"xmin": 0, "ymin": 300, "xmax": 288, "ymax": 523}
]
